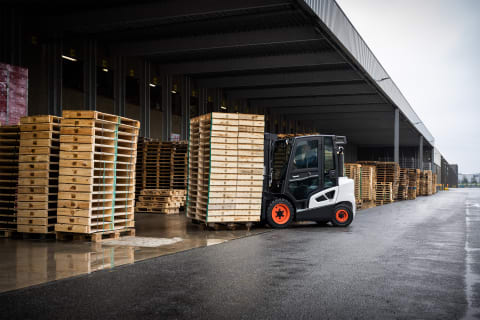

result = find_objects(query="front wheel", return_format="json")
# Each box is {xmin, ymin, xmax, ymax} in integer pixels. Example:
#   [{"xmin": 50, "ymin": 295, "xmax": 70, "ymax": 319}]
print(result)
[
  {"xmin": 331, "ymin": 204, "xmax": 353, "ymax": 227},
  {"xmin": 266, "ymin": 198, "xmax": 294, "ymax": 228}
]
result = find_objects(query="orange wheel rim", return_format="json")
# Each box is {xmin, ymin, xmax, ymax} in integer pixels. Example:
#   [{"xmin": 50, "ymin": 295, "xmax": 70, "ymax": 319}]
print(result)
[
  {"xmin": 335, "ymin": 209, "xmax": 349, "ymax": 223},
  {"xmin": 272, "ymin": 204, "xmax": 290, "ymax": 224}
]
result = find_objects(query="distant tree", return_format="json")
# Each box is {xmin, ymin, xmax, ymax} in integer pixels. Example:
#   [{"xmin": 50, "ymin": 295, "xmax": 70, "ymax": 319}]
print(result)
[
  {"xmin": 462, "ymin": 176, "xmax": 469, "ymax": 185},
  {"xmin": 472, "ymin": 176, "xmax": 478, "ymax": 185}
]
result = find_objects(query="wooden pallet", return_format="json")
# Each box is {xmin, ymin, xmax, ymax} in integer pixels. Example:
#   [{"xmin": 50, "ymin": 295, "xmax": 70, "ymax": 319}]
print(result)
[
  {"xmin": 360, "ymin": 165, "xmax": 376, "ymax": 202},
  {"xmin": 0, "ymin": 125, "xmax": 20, "ymax": 232},
  {"xmin": 187, "ymin": 113, "xmax": 264, "ymax": 224},
  {"xmin": 56, "ymin": 227, "xmax": 135, "ymax": 242},
  {"xmin": 358, "ymin": 161, "xmax": 399, "ymax": 201},
  {"xmin": 55, "ymin": 110, "xmax": 139, "ymax": 236},
  {"xmin": 345, "ymin": 163, "xmax": 362, "ymax": 206},
  {"xmin": 375, "ymin": 182, "xmax": 393, "ymax": 205},
  {"xmin": 135, "ymin": 189, "xmax": 186, "ymax": 214},
  {"xmin": 17, "ymin": 116, "xmax": 60, "ymax": 234},
  {"xmin": 396, "ymin": 168, "xmax": 409, "ymax": 201}
]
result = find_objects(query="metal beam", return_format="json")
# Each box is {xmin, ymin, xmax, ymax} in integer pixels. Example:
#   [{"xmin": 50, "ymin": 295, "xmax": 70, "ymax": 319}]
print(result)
[
  {"xmin": 57, "ymin": 0, "xmax": 290, "ymax": 33},
  {"xmin": 226, "ymin": 83, "xmax": 375, "ymax": 99},
  {"xmin": 199, "ymin": 88, "xmax": 207, "ymax": 115},
  {"xmin": 47, "ymin": 40, "xmax": 62, "ymax": 116},
  {"xmin": 394, "ymin": 108, "xmax": 400, "ymax": 163},
  {"xmin": 111, "ymin": 27, "xmax": 322, "ymax": 56},
  {"xmin": 161, "ymin": 75, "xmax": 172, "ymax": 141},
  {"xmin": 113, "ymin": 56, "xmax": 126, "ymax": 116},
  {"xmin": 139, "ymin": 60, "xmax": 151, "ymax": 138},
  {"xmin": 197, "ymin": 69, "xmax": 361, "ymax": 88},
  {"xmin": 419, "ymin": 136, "xmax": 424, "ymax": 170},
  {"xmin": 181, "ymin": 76, "xmax": 190, "ymax": 140},
  {"xmin": 275, "ymin": 104, "xmax": 390, "ymax": 114},
  {"xmin": 250, "ymin": 94, "xmax": 384, "ymax": 108},
  {"xmin": 156, "ymin": 51, "xmax": 345, "ymax": 75},
  {"xmin": 83, "ymin": 39, "xmax": 97, "ymax": 110}
]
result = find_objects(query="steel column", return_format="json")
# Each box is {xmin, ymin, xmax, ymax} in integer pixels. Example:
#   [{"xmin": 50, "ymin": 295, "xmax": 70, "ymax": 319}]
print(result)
[
  {"xmin": 419, "ymin": 136, "xmax": 424, "ymax": 170},
  {"xmin": 199, "ymin": 88, "xmax": 207, "ymax": 115},
  {"xmin": 83, "ymin": 39, "xmax": 97, "ymax": 110},
  {"xmin": 139, "ymin": 60, "xmax": 151, "ymax": 138},
  {"xmin": 47, "ymin": 40, "xmax": 62, "ymax": 116},
  {"xmin": 181, "ymin": 76, "xmax": 190, "ymax": 140},
  {"xmin": 161, "ymin": 75, "xmax": 172, "ymax": 141},
  {"xmin": 113, "ymin": 56, "xmax": 126, "ymax": 116},
  {"xmin": 394, "ymin": 108, "xmax": 399, "ymax": 163}
]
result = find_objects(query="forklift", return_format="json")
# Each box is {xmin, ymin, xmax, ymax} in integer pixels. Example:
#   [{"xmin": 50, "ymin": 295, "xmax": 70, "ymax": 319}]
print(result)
[{"xmin": 261, "ymin": 133, "xmax": 355, "ymax": 228}]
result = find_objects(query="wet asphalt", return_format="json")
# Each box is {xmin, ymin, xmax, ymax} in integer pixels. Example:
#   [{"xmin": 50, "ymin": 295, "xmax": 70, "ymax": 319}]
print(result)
[{"xmin": 1, "ymin": 188, "xmax": 479, "ymax": 319}]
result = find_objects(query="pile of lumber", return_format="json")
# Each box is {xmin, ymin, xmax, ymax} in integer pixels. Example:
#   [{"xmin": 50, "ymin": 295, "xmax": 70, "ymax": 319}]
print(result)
[
  {"xmin": 0, "ymin": 125, "xmax": 20, "ymax": 235},
  {"xmin": 360, "ymin": 165, "xmax": 376, "ymax": 209},
  {"xmin": 17, "ymin": 115, "xmax": 60, "ymax": 234},
  {"xmin": 375, "ymin": 182, "xmax": 393, "ymax": 205},
  {"xmin": 397, "ymin": 168, "xmax": 409, "ymax": 200},
  {"xmin": 407, "ymin": 169, "xmax": 419, "ymax": 200},
  {"xmin": 55, "ymin": 111, "xmax": 139, "ymax": 240},
  {"xmin": 345, "ymin": 163, "xmax": 362, "ymax": 207},
  {"xmin": 187, "ymin": 112, "xmax": 264, "ymax": 225},
  {"xmin": 136, "ymin": 189, "xmax": 186, "ymax": 214}
]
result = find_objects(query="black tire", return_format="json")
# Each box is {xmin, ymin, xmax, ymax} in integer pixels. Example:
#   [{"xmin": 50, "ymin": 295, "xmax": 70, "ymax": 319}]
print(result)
[
  {"xmin": 331, "ymin": 204, "xmax": 354, "ymax": 227},
  {"xmin": 266, "ymin": 198, "xmax": 294, "ymax": 228}
]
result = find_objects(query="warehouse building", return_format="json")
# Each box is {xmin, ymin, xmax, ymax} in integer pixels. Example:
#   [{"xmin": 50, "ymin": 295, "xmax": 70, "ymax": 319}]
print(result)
[{"xmin": 0, "ymin": 0, "xmax": 455, "ymax": 178}]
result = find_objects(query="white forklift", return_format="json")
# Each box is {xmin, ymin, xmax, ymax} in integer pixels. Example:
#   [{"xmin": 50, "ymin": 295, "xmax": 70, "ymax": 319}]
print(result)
[{"xmin": 261, "ymin": 134, "xmax": 355, "ymax": 228}]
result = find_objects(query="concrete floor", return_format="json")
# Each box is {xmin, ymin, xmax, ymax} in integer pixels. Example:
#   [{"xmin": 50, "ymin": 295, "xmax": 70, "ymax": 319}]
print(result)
[
  {"xmin": 1, "ymin": 189, "xmax": 479, "ymax": 319},
  {"xmin": 0, "ymin": 213, "xmax": 268, "ymax": 293}
]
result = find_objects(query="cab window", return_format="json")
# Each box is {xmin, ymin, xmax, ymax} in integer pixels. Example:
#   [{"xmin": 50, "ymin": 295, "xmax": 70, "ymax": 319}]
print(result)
[
  {"xmin": 324, "ymin": 137, "xmax": 335, "ymax": 188},
  {"xmin": 293, "ymin": 140, "xmax": 318, "ymax": 170}
]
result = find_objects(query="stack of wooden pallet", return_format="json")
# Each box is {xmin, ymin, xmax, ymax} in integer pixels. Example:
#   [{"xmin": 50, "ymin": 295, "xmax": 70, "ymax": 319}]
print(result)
[
  {"xmin": 407, "ymin": 169, "xmax": 418, "ymax": 200},
  {"xmin": 171, "ymin": 141, "xmax": 188, "ymax": 189},
  {"xmin": 422, "ymin": 170, "xmax": 433, "ymax": 196},
  {"xmin": 397, "ymin": 168, "xmax": 409, "ymax": 200},
  {"xmin": 345, "ymin": 163, "xmax": 362, "ymax": 207},
  {"xmin": 359, "ymin": 165, "xmax": 376, "ymax": 209},
  {"xmin": 17, "ymin": 115, "xmax": 60, "ymax": 235},
  {"xmin": 135, "ymin": 137, "xmax": 147, "ymax": 201},
  {"xmin": 187, "ymin": 112, "xmax": 264, "ymax": 226},
  {"xmin": 137, "ymin": 140, "xmax": 187, "ymax": 191},
  {"xmin": 376, "ymin": 162, "xmax": 400, "ymax": 200},
  {"xmin": 415, "ymin": 169, "xmax": 421, "ymax": 196},
  {"xmin": 136, "ymin": 189, "xmax": 186, "ymax": 214},
  {"xmin": 55, "ymin": 111, "xmax": 139, "ymax": 240},
  {"xmin": 433, "ymin": 173, "xmax": 438, "ymax": 194},
  {"xmin": 375, "ymin": 182, "xmax": 393, "ymax": 205},
  {"xmin": 0, "ymin": 125, "xmax": 20, "ymax": 236}
]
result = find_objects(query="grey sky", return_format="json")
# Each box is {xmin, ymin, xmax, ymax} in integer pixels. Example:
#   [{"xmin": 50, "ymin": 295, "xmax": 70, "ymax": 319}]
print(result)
[{"xmin": 336, "ymin": 0, "xmax": 480, "ymax": 174}]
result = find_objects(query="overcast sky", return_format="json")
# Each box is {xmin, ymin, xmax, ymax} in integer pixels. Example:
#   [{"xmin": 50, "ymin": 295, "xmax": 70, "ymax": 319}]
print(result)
[{"xmin": 335, "ymin": 0, "xmax": 480, "ymax": 174}]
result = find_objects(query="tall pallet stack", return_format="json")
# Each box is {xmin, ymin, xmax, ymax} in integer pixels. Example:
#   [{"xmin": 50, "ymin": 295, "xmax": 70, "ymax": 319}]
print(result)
[
  {"xmin": 345, "ymin": 163, "xmax": 362, "ymax": 207},
  {"xmin": 419, "ymin": 170, "xmax": 433, "ymax": 196},
  {"xmin": 407, "ymin": 169, "xmax": 418, "ymax": 200},
  {"xmin": 375, "ymin": 182, "xmax": 393, "ymax": 205},
  {"xmin": 136, "ymin": 189, "xmax": 186, "ymax": 214},
  {"xmin": 360, "ymin": 165, "xmax": 376, "ymax": 209},
  {"xmin": 0, "ymin": 125, "xmax": 20, "ymax": 235},
  {"xmin": 415, "ymin": 169, "xmax": 421, "ymax": 196},
  {"xmin": 432, "ymin": 173, "xmax": 438, "ymax": 194},
  {"xmin": 55, "ymin": 111, "xmax": 139, "ymax": 240},
  {"xmin": 187, "ymin": 112, "xmax": 264, "ymax": 225},
  {"xmin": 135, "ymin": 137, "xmax": 146, "ymax": 201},
  {"xmin": 17, "ymin": 116, "xmax": 60, "ymax": 235},
  {"xmin": 171, "ymin": 141, "xmax": 188, "ymax": 189},
  {"xmin": 397, "ymin": 168, "xmax": 409, "ymax": 200}
]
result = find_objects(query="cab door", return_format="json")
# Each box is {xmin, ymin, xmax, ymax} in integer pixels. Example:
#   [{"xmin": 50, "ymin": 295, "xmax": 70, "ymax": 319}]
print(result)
[{"xmin": 284, "ymin": 137, "xmax": 322, "ymax": 210}]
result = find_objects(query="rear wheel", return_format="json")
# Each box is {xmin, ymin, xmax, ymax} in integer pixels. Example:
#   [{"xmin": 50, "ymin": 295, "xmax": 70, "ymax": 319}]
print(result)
[
  {"xmin": 266, "ymin": 198, "xmax": 294, "ymax": 228},
  {"xmin": 331, "ymin": 204, "xmax": 353, "ymax": 227}
]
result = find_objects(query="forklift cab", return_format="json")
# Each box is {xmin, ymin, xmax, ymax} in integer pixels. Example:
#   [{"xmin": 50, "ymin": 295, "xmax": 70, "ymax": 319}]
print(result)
[{"xmin": 262, "ymin": 134, "xmax": 355, "ymax": 228}]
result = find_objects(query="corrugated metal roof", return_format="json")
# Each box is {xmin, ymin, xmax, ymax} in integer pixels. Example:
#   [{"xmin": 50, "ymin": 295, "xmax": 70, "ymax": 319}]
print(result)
[{"xmin": 298, "ymin": 0, "xmax": 435, "ymax": 145}]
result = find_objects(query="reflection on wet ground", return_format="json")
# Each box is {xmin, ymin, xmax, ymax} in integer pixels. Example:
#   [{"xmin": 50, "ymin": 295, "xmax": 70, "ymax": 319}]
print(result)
[{"xmin": 0, "ymin": 213, "xmax": 270, "ymax": 293}]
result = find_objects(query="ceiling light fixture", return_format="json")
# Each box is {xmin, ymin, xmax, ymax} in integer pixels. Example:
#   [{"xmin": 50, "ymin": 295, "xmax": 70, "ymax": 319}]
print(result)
[
  {"xmin": 61, "ymin": 55, "xmax": 77, "ymax": 62},
  {"xmin": 102, "ymin": 68, "xmax": 109, "ymax": 72},
  {"xmin": 149, "ymin": 83, "xmax": 156, "ymax": 87}
]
